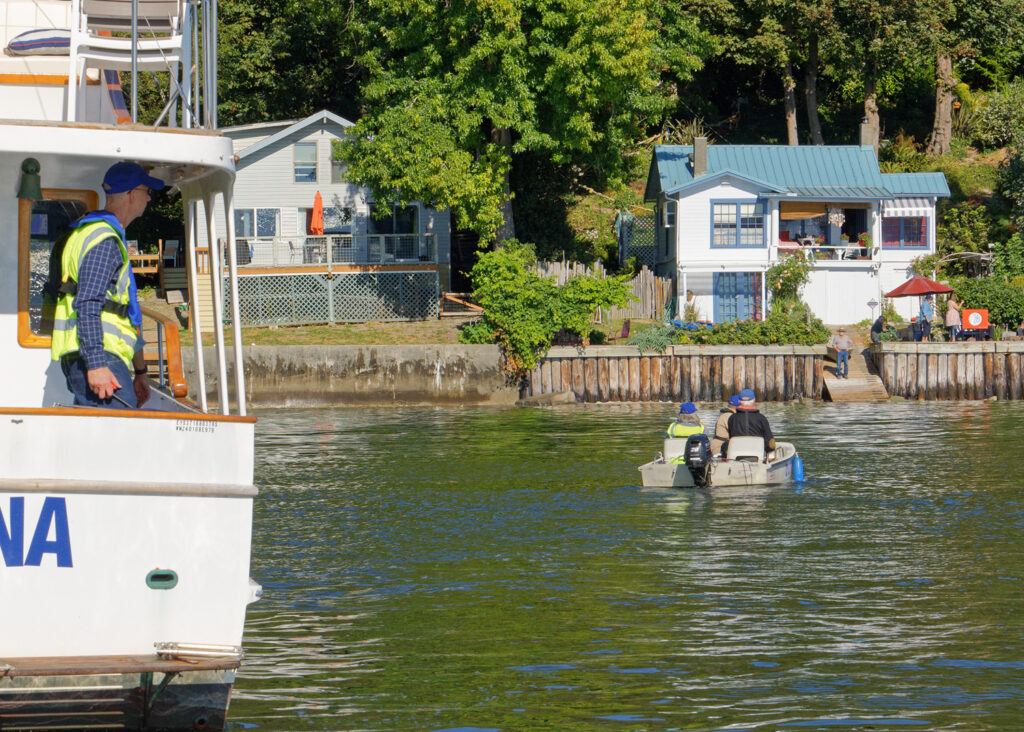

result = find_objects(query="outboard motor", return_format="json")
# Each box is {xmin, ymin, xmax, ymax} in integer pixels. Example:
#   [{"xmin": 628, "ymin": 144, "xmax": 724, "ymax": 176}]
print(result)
[{"xmin": 684, "ymin": 433, "xmax": 712, "ymax": 487}]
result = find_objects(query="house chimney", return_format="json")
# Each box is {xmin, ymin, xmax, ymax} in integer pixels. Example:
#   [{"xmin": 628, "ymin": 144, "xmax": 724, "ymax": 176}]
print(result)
[
  {"xmin": 859, "ymin": 119, "xmax": 878, "ymax": 156},
  {"xmin": 694, "ymin": 136, "xmax": 707, "ymax": 178}
]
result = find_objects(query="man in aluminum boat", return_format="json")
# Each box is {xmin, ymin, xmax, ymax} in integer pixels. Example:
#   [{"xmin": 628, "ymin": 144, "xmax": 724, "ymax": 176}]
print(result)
[
  {"xmin": 50, "ymin": 162, "xmax": 165, "ymax": 409},
  {"xmin": 726, "ymin": 389, "xmax": 776, "ymax": 453},
  {"xmin": 711, "ymin": 393, "xmax": 740, "ymax": 456}
]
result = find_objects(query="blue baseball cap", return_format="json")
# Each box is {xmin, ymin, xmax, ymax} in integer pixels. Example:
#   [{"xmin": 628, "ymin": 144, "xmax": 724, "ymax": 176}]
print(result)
[
  {"xmin": 738, "ymin": 388, "xmax": 755, "ymax": 401},
  {"xmin": 679, "ymin": 402, "xmax": 697, "ymax": 414},
  {"xmin": 728, "ymin": 394, "xmax": 741, "ymax": 406},
  {"xmin": 102, "ymin": 162, "xmax": 166, "ymax": 195}
]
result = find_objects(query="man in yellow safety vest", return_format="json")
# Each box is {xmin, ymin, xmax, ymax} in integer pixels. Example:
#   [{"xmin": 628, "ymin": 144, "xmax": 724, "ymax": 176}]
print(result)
[{"xmin": 51, "ymin": 162, "xmax": 165, "ymax": 408}]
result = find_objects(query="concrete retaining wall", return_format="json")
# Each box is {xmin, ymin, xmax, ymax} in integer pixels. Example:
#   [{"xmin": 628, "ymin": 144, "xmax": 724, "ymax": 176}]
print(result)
[{"xmin": 181, "ymin": 345, "xmax": 519, "ymax": 407}]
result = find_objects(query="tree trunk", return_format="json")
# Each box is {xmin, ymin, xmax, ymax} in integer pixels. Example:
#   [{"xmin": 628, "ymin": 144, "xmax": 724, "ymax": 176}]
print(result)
[
  {"xmin": 863, "ymin": 69, "xmax": 879, "ymax": 155},
  {"xmin": 783, "ymin": 59, "xmax": 799, "ymax": 145},
  {"xmin": 491, "ymin": 125, "xmax": 516, "ymax": 242},
  {"xmin": 804, "ymin": 32, "xmax": 824, "ymax": 145},
  {"xmin": 926, "ymin": 52, "xmax": 955, "ymax": 156}
]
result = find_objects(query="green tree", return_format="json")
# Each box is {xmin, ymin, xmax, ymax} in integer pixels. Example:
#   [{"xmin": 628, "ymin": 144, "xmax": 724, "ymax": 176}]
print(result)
[
  {"xmin": 218, "ymin": 0, "xmax": 361, "ymax": 125},
  {"xmin": 917, "ymin": 0, "xmax": 1024, "ymax": 155},
  {"xmin": 341, "ymin": 0, "xmax": 711, "ymax": 243},
  {"xmin": 830, "ymin": 0, "xmax": 923, "ymax": 151}
]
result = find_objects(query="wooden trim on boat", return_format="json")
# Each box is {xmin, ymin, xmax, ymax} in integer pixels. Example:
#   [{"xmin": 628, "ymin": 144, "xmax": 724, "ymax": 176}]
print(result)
[
  {"xmin": 140, "ymin": 305, "xmax": 188, "ymax": 398},
  {"xmin": 0, "ymin": 407, "xmax": 256, "ymax": 424},
  {"xmin": 239, "ymin": 263, "xmax": 439, "ymax": 275},
  {"xmin": 0, "ymin": 654, "xmax": 241, "ymax": 678},
  {"xmin": 18, "ymin": 189, "xmax": 100, "ymax": 349},
  {"xmin": 0, "ymin": 478, "xmax": 258, "ymax": 498}
]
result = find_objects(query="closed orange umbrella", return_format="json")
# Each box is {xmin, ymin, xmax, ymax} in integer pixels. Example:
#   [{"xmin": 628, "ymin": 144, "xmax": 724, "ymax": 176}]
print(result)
[{"xmin": 310, "ymin": 191, "xmax": 324, "ymax": 235}]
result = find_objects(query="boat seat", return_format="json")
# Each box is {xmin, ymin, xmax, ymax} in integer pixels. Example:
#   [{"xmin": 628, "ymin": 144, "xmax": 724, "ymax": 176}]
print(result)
[
  {"xmin": 726, "ymin": 436, "xmax": 765, "ymax": 462},
  {"xmin": 663, "ymin": 438, "xmax": 688, "ymax": 462}
]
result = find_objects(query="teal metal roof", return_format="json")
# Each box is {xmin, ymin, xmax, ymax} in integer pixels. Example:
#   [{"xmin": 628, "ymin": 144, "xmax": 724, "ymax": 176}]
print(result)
[
  {"xmin": 881, "ymin": 172, "xmax": 951, "ymax": 197},
  {"xmin": 648, "ymin": 144, "xmax": 946, "ymax": 201}
]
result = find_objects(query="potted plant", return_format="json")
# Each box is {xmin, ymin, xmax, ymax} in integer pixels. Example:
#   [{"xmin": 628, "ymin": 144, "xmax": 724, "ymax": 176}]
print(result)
[{"xmin": 857, "ymin": 232, "xmax": 875, "ymax": 256}]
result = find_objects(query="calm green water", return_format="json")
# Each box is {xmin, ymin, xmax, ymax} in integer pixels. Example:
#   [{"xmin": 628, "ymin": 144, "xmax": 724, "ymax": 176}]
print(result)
[{"xmin": 230, "ymin": 402, "xmax": 1024, "ymax": 731}]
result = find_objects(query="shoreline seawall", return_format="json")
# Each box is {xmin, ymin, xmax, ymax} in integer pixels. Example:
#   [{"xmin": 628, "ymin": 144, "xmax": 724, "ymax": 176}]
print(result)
[{"xmin": 181, "ymin": 344, "xmax": 520, "ymax": 407}]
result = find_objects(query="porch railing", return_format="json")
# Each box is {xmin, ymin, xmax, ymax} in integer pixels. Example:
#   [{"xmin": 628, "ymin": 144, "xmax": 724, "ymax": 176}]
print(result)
[
  {"xmin": 229, "ymin": 234, "xmax": 437, "ymax": 268},
  {"xmin": 775, "ymin": 243, "xmax": 876, "ymax": 262}
]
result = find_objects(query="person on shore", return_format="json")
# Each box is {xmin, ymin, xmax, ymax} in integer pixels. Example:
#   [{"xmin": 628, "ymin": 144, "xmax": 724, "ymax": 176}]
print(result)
[
  {"xmin": 920, "ymin": 295, "xmax": 934, "ymax": 341},
  {"xmin": 667, "ymin": 402, "xmax": 705, "ymax": 439},
  {"xmin": 727, "ymin": 389, "xmax": 776, "ymax": 454},
  {"xmin": 829, "ymin": 326, "xmax": 855, "ymax": 378},
  {"xmin": 50, "ymin": 161, "xmax": 164, "ymax": 408},
  {"xmin": 870, "ymin": 315, "xmax": 887, "ymax": 343},
  {"xmin": 945, "ymin": 295, "xmax": 961, "ymax": 342},
  {"xmin": 711, "ymin": 394, "xmax": 740, "ymax": 456}
]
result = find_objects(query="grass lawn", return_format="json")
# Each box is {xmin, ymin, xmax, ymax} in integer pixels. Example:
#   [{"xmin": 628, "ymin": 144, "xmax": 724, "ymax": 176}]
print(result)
[{"xmin": 141, "ymin": 291, "xmax": 647, "ymax": 347}]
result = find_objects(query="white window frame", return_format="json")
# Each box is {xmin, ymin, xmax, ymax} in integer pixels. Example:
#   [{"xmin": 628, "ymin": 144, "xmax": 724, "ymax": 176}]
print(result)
[{"xmin": 294, "ymin": 142, "xmax": 317, "ymax": 183}]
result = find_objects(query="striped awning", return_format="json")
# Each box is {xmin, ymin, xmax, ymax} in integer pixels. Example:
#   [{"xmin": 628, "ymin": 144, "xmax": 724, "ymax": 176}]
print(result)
[{"xmin": 883, "ymin": 197, "xmax": 931, "ymax": 216}]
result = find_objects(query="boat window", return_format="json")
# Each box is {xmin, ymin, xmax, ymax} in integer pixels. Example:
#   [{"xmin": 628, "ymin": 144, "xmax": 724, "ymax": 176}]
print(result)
[{"xmin": 18, "ymin": 190, "xmax": 97, "ymax": 347}]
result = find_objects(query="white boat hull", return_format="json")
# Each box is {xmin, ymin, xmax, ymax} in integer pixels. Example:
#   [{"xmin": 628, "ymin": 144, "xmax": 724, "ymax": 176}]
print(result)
[{"xmin": 639, "ymin": 442, "xmax": 799, "ymax": 488}]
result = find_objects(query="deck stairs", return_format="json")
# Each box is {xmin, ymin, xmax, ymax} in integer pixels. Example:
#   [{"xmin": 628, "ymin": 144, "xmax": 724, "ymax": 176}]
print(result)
[{"xmin": 823, "ymin": 328, "xmax": 890, "ymax": 402}]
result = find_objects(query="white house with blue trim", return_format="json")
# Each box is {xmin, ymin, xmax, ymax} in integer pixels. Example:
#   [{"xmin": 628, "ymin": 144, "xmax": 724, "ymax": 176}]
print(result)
[{"xmin": 645, "ymin": 139, "xmax": 950, "ymax": 325}]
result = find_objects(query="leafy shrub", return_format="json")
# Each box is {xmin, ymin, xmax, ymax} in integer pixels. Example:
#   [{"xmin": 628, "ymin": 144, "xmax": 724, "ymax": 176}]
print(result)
[
  {"xmin": 936, "ymin": 201, "xmax": 992, "ymax": 276},
  {"xmin": 975, "ymin": 80, "xmax": 1024, "ymax": 150},
  {"xmin": 675, "ymin": 311, "xmax": 830, "ymax": 346},
  {"xmin": 627, "ymin": 324, "xmax": 677, "ymax": 354},
  {"xmin": 998, "ymin": 148, "xmax": 1024, "ymax": 223},
  {"xmin": 879, "ymin": 132, "xmax": 928, "ymax": 173},
  {"xmin": 765, "ymin": 251, "xmax": 812, "ymax": 312},
  {"xmin": 458, "ymin": 241, "xmax": 633, "ymax": 377},
  {"xmin": 950, "ymin": 276, "xmax": 1024, "ymax": 327},
  {"xmin": 991, "ymin": 232, "xmax": 1024, "ymax": 279}
]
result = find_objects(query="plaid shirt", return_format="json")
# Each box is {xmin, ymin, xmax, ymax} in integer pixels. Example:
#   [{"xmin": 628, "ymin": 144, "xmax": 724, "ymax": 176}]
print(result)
[{"xmin": 73, "ymin": 237, "xmax": 143, "ymax": 370}]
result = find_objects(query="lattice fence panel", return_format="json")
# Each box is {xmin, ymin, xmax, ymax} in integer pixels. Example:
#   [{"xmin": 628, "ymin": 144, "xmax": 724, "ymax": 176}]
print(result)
[
  {"xmin": 625, "ymin": 214, "xmax": 657, "ymax": 269},
  {"xmin": 331, "ymin": 271, "xmax": 440, "ymax": 322},
  {"xmin": 229, "ymin": 271, "xmax": 440, "ymax": 326}
]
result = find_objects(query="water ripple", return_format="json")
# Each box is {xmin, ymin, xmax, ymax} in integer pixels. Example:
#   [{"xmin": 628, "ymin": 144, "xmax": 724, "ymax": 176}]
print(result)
[{"xmin": 230, "ymin": 402, "xmax": 1024, "ymax": 730}]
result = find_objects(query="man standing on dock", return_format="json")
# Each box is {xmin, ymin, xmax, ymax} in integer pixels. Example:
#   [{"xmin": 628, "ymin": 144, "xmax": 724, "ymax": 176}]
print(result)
[
  {"xmin": 50, "ymin": 162, "xmax": 165, "ymax": 409},
  {"xmin": 830, "ymin": 327, "xmax": 855, "ymax": 378}
]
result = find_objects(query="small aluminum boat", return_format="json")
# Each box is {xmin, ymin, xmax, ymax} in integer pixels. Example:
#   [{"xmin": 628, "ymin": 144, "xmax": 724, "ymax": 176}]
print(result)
[{"xmin": 639, "ymin": 435, "xmax": 802, "ymax": 488}]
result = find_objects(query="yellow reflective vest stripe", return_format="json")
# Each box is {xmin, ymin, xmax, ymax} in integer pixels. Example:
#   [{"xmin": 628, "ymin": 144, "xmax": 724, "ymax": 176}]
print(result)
[
  {"xmin": 666, "ymin": 422, "xmax": 704, "ymax": 439},
  {"xmin": 50, "ymin": 221, "xmax": 139, "ymax": 369}
]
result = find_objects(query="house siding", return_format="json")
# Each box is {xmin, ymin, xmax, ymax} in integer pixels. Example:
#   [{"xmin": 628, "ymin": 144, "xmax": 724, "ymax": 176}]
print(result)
[{"xmin": 194, "ymin": 118, "xmax": 450, "ymax": 268}]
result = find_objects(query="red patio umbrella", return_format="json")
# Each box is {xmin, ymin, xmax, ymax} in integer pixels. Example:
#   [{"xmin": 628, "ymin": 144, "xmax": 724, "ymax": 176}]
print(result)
[
  {"xmin": 310, "ymin": 191, "xmax": 324, "ymax": 235},
  {"xmin": 884, "ymin": 275, "xmax": 953, "ymax": 298}
]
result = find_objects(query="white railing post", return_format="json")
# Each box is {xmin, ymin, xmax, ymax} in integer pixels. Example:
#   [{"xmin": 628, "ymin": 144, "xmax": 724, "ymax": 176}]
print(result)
[
  {"xmin": 204, "ymin": 195, "xmax": 229, "ymax": 414},
  {"xmin": 224, "ymin": 187, "xmax": 246, "ymax": 416},
  {"xmin": 185, "ymin": 201, "xmax": 208, "ymax": 412}
]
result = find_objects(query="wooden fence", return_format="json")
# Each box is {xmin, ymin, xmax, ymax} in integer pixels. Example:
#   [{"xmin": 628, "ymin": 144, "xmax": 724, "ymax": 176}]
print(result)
[
  {"xmin": 531, "ymin": 261, "xmax": 673, "ymax": 322},
  {"xmin": 871, "ymin": 341, "xmax": 1024, "ymax": 400},
  {"xmin": 525, "ymin": 345, "xmax": 826, "ymax": 402}
]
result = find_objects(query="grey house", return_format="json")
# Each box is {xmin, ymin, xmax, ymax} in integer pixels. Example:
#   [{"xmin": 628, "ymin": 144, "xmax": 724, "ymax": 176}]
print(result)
[{"xmin": 196, "ymin": 110, "xmax": 451, "ymax": 324}]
